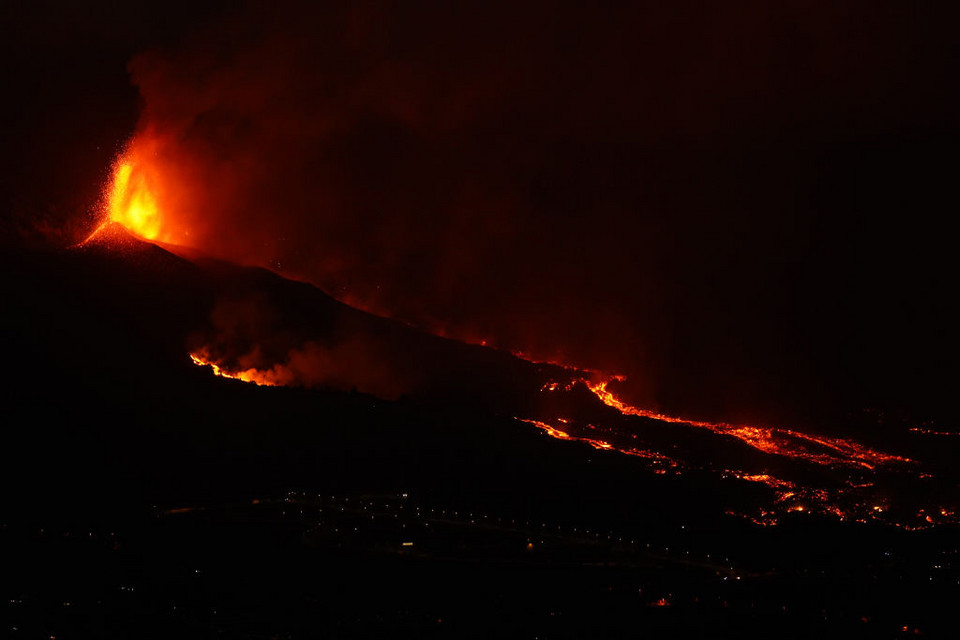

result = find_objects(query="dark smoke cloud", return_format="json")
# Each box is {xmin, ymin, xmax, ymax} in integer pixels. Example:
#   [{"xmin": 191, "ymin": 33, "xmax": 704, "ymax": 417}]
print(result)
[
  {"xmin": 193, "ymin": 294, "xmax": 414, "ymax": 399},
  {"xmin": 125, "ymin": 0, "xmax": 957, "ymax": 422}
]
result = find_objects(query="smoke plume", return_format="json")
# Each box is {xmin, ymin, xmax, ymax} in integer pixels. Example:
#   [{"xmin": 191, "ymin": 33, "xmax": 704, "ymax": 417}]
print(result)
[{"xmin": 111, "ymin": 0, "xmax": 957, "ymax": 422}]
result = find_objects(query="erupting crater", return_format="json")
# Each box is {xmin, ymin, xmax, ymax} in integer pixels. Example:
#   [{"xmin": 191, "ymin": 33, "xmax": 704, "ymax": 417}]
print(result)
[{"xmin": 82, "ymin": 132, "xmax": 191, "ymax": 247}]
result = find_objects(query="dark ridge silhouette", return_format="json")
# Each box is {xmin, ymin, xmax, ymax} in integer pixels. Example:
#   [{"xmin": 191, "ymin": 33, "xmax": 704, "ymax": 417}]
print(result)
[{"xmin": 4, "ymin": 231, "xmax": 959, "ymax": 639}]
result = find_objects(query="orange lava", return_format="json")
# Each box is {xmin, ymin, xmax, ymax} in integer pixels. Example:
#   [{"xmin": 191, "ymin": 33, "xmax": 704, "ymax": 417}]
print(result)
[
  {"xmin": 909, "ymin": 427, "xmax": 960, "ymax": 437},
  {"xmin": 532, "ymin": 375, "xmax": 960, "ymax": 528},
  {"xmin": 582, "ymin": 378, "xmax": 912, "ymax": 469},
  {"xmin": 107, "ymin": 157, "xmax": 161, "ymax": 240},
  {"xmin": 516, "ymin": 419, "xmax": 679, "ymax": 469},
  {"xmin": 81, "ymin": 130, "xmax": 195, "ymax": 247},
  {"xmin": 189, "ymin": 353, "xmax": 280, "ymax": 387},
  {"xmin": 739, "ymin": 474, "xmax": 795, "ymax": 490}
]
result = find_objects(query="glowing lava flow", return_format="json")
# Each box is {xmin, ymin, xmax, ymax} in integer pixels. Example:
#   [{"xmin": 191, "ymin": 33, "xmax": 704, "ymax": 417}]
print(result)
[
  {"xmin": 189, "ymin": 353, "xmax": 280, "ymax": 387},
  {"xmin": 580, "ymin": 378, "xmax": 912, "ymax": 469},
  {"xmin": 517, "ymin": 418, "xmax": 680, "ymax": 473},
  {"xmin": 186, "ymin": 335, "xmax": 956, "ymax": 528},
  {"xmin": 529, "ymin": 376, "xmax": 960, "ymax": 528},
  {"xmin": 909, "ymin": 427, "xmax": 960, "ymax": 437}
]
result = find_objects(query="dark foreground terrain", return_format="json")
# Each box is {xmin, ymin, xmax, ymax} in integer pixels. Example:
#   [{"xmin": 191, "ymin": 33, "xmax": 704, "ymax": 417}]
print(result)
[{"xmin": 3, "ymin": 239, "xmax": 959, "ymax": 638}]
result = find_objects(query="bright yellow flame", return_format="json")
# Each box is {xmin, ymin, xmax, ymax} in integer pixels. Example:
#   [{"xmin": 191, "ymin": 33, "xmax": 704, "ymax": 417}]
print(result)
[
  {"xmin": 108, "ymin": 159, "xmax": 162, "ymax": 240},
  {"xmin": 189, "ymin": 353, "xmax": 280, "ymax": 387}
]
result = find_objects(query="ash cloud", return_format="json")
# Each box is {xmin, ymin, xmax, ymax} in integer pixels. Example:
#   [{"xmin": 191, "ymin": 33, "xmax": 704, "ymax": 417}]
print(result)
[{"xmin": 126, "ymin": 1, "xmax": 957, "ymax": 423}]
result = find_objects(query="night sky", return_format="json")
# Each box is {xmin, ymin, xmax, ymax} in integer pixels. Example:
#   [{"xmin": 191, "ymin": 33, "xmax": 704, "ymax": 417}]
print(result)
[{"xmin": 4, "ymin": 0, "xmax": 958, "ymax": 424}]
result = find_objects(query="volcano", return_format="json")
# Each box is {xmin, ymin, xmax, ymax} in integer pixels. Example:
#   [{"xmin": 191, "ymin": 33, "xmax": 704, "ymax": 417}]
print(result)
[
  {"xmin": 12, "ymin": 222, "xmax": 948, "ymax": 521},
  {"xmin": 5, "ymin": 225, "xmax": 958, "ymax": 637},
  {"xmin": 5, "ymin": 1, "xmax": 960, "ymax": 634}
]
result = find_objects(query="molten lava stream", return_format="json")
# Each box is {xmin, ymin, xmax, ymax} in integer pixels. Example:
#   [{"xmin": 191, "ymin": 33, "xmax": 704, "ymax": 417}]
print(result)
[
  {"xmin": 516, "ymin": 418, "xmax": 680, "ymax": 472},
  {"xmin": 189, "ymin": 353, "xmax": 280, "ymax": 387},
  {"xmin": 578, "ymin": 378, "xmax": 912, "ymax": 469},
  {"xmin": 530, "ymin": 376, "xmax": 960, "ymax": 528}
]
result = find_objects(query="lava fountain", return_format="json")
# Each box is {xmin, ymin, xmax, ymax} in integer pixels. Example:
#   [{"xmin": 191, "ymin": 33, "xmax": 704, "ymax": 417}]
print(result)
[
  {"xmin": 82, "ymin": 130, "xmax": 195, "ymax": 247},
  {"xmin": 107, "ymin": 157, "xmax": 161, "ymax": 240}
]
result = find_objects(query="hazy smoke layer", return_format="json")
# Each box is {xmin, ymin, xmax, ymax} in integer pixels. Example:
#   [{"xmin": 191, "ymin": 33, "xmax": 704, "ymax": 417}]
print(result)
[
  {"xmin": 191, "ymin": 293, "xmax": 413, "ymax": 399},
  {"xmin": 122, "ymin": 1, "xmax": 957, "ymax": 422}
]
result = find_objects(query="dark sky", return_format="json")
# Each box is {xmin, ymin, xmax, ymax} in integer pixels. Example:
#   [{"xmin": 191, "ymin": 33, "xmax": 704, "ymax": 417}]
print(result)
[{"xmin": 4, "ymin": 0, "xmax": 958, "ymax": 424}]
